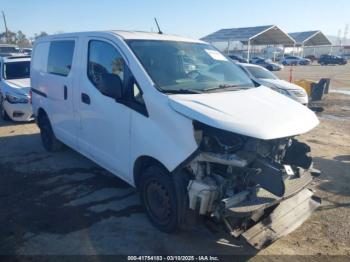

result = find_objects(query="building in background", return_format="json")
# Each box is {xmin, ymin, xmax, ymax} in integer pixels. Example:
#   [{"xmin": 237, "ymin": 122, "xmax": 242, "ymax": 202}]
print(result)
[{"xmin": 201, "ymin": 25, "xmax": 295, "ymax": 61}]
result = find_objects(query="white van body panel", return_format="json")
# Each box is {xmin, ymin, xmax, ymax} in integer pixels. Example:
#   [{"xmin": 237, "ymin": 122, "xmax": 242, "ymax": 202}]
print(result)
[
  {"xmin": 168, "ymin": 86, "xmax": 319, "ymax": 140},
  {"xmin": 130, "ymin": 94, "xmax": 198, "ymax": 177},
  {"xmin": 31, "ymin": 31, "xmax": 199, "ymax": 186}
]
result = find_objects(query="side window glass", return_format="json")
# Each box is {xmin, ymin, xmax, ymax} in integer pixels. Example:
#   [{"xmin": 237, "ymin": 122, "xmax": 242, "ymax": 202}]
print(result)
[
  {"xmin": 133, "ymin": 83, "xmax": 145, "ymax": 105},
  {"xmin": 47, "ymin": 41, "xmax": 75, "ymax": 76},
  {"xmin": 88, "ymin": 40, "xmax": 125, "ymax": 96},
  {"xmin": 32, "ymin": 42, "xmax": 50, "ymax": 73}
]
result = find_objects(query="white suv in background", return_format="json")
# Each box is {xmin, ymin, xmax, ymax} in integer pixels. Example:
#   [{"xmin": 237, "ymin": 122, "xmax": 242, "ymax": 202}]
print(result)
[
  {"xmin": 238, "ymin": 63, "xmax": 309, "ymax": 105},
  {"xmin": 0, "ymin": 56, "xmax": 33, "ymax": 121}
]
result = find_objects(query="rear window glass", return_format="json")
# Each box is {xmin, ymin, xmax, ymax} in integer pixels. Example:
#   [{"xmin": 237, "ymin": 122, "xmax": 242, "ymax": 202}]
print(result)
[
  {"xmin": 246, "ymin": 66, "xmax": 278, "ymax": 80},
  {"xmin": 47, "ymin": 41, "xmax": 75, "ymax": 76},
  {"xmin": 3, "ymin": 61, "xmax": 30, "ymax": 79}
]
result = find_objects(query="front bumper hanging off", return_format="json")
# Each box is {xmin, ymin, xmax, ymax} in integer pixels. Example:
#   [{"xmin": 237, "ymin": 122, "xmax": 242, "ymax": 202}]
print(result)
[{"xmin": 242, "ymin": 188, "xmax": 321, "ymax": 249}]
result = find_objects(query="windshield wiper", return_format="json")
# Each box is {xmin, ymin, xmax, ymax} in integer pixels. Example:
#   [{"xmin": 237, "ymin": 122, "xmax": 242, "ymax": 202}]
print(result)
[
  {"xmin": 164, "ymin": 89, "xmax": 202, "ymax": 94},
  {"xmin": 204, "ymin": 84, "xmax": 241, "ymax": 92}
]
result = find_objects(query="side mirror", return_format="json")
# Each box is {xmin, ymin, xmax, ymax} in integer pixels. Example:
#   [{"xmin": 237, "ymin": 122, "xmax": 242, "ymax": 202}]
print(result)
[{"xmin": 99, "ymin": 73, "xmax": 123, "ymax": 100}]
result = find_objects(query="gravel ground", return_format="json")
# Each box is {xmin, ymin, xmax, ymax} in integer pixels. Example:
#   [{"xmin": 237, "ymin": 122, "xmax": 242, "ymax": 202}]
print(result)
[
  {"xmin": 0, "ymin": 65, "xmax": 349, "ymax": 260},
  {"xmin": 275, "ymin": 63, "xmax": 350, "ymax": 88}
]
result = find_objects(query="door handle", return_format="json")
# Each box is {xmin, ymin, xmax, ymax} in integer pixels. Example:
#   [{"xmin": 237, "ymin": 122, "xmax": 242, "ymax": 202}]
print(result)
[
  {"xmin": 64, "ymin": 85, "xmax": 68, "ymax": 100},
  {"xmin": 81, "ymin": 93, "xmax": 91, "ymax": 104}
]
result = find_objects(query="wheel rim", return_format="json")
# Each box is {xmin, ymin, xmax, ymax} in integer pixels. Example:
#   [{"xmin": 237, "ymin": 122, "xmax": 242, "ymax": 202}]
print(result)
[{"xmin": 144, "ymin": 179, "xmax": 172, "ymax": 225}]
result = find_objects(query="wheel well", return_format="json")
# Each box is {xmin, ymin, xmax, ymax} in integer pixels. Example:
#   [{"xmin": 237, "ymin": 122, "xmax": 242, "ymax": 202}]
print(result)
[
  {"xmin": 37, "ymin": 108, "xmax": 48, "ymax": 128},
  {"xmin": 133, "ymin": 156, "xmax": 169, "ymax": 189}
]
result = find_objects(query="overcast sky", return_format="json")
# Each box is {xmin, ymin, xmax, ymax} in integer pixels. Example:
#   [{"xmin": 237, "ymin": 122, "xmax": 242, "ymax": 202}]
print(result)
[{"xmin": 1, "ymin": 0, "xmax": 349, "ymax": 39}]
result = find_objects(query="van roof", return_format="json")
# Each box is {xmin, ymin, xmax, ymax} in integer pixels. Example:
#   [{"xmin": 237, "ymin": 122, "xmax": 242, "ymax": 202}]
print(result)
[{"xmin": 36, "ymin": 30, "xmax": 206, "ymax": 44}]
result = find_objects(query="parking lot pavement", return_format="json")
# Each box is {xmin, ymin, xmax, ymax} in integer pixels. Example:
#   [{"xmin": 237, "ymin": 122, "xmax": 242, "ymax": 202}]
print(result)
[
  {"xmin": 0, "ymin": 120, "xmax": 259, "ymax": 256},
  {"xmin": 0, "ymin": 93, "xmax": 350, "ymax": 256}
]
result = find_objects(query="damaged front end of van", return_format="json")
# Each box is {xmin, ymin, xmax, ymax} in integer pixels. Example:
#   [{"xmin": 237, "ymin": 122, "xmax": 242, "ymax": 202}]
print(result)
[
  {"xmin": 186, "ymin": 122, "xmax": 320, "ymax": 249},
  {"xmin": 169, "ymin": 87, "xmax": 321, "ymax": 249}
]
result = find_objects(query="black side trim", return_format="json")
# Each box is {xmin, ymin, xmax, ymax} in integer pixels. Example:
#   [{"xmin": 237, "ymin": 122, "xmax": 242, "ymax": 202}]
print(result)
[{"xmin": 31, "ymin": 88, "xmax": 47, "ymax": 98}]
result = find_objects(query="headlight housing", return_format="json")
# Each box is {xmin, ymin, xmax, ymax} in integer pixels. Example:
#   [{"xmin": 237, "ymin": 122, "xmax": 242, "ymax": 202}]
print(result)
[
  {"xmin": 288, "ymin": 89, "xmax": 307, "ymax": 97},
  {"xmin": 270, "ymin": 86, "xmax": 290, "ymax": 96},
  {"xmin": 5, "ymin": 92, "xmax": 29, "ymax": 104}
]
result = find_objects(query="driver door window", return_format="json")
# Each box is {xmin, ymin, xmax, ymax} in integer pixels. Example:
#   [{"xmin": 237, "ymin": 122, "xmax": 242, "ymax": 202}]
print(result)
[
  {"xmin": 88, "ymin": 40, "xmax": 124, "ymax": 97},
  {"xmin": 87, "ymin": 39, "xmax": 147, "ymax": 116}
]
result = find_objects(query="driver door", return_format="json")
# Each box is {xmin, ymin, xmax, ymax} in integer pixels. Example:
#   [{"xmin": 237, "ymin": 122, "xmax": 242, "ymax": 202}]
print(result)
[{"xmin": 77, "ymin": 37, "xmax": 131, "ymax": 179}]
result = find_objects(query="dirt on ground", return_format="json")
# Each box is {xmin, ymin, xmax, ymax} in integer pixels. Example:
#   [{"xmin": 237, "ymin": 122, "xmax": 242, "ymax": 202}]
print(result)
[
  {"xmin": 0, "ymin": 65, "xmax": 349, "ymax": 259},
  {"xmin": 275, "ymin": 63, "xmax": 350, "ymax": 88}
]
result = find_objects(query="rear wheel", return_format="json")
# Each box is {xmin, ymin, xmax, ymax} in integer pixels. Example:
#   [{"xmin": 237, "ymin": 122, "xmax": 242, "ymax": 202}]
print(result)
[
  {"xmin": 39, "ymin": 114, "xmax": 63, "ymax": 152},
  {"xmin": 0, "ymin": 95, "xmax": 10, "ymax": 121},
  {"xmin": 139, "ymin": 165, "xmax": 188, "ymax": 233}
]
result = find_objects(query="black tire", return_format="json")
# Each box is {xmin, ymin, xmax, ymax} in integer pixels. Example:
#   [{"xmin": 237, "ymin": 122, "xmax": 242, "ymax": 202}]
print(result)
[
  {"xmin": 0, "ymin": 96, "xmax": 10, "ymax": 121},
  {"xmin": 139, "ymin": 165, "xmax": 188, "ymax": 233},
  {"xmin": 39, "ymin": 114, "xmax": 63, "ymax": 152},
  {"xmin": 267, "ymin": 65, "xmax": 273, "ymax": 71}
]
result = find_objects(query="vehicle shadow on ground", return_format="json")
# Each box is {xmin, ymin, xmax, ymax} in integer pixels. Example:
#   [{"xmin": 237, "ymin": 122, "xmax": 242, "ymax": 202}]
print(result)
[
  {"xmin": 313, "ymin": 156, "xmax": 350, "ymax": 211},
  {"xmin": 0, "ymin": 119, "xmax": 35, "ymax": 128},
  {"xmin": 0, "ymin": 133, "xmax": 258, "ymax": 256}
]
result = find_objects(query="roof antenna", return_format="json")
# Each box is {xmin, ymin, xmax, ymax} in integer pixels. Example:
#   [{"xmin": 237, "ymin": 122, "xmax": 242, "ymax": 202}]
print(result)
[{"xmin": 154, "ymin": 18, "xmax": 163, "ymax": 34}]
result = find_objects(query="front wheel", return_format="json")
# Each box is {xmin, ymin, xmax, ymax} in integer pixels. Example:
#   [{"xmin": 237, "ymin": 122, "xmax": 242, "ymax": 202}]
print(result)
[
  {"xmin": 39, "ymin": 114, "xmax": 63, "ymax": 152},
  {"xmin": 139, "ymin": 165, "xmax": 188, "ymax": 233}
]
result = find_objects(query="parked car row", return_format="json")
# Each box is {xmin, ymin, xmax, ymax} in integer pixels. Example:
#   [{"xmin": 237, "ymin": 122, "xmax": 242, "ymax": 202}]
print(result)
[
  {"xmin": 0, "ymin": 44, "xmax": 32, "ymax": 57},
  {"xmin": 318, "ymin": 54, "xmax": 347, "ymax": 65},
  {"xmin": 229, "ymin": 56, "xmax": 284, "ymax": 71},
  {"xmin": 250, "ymin": 58, "xmax": 284, "ymax": 71},
  {"xmin": 281, "ymin": 55, "xmax": 311, "ymax": 66},
  {"xmin": 229, "ymin": 50, "xmax": 348, "ymax": 69},
  {"xmin": 1, "ymin": 31, "xmax": 320, "ymax": 249}
]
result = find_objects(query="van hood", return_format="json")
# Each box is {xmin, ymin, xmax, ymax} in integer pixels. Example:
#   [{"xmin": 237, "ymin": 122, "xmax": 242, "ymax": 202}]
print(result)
[
  {"xmin": 168, "ymin": 86, "xmax": 319, "ymax": 140},
  {"xmin": 3, "ymin": 78, "xmax": 31, "ymax": 95},
  {"xmin": 259, "ymin": 79, "xmax": 303, "ymax": 90}
]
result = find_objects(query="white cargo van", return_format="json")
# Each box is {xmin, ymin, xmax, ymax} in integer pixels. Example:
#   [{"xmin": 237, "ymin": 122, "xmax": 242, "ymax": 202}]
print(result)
[{"xmin": 31, "ymin": 31, "xmax": 320, "ymax": 248}]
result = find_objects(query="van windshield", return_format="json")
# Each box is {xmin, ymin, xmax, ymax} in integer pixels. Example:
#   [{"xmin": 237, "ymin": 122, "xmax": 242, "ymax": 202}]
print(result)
[
  {"xmin": 3, "ymin": 61, "xmax": 31, "ymax": 80},
  {"xmin": 127, "ymin": 40, "xmax": 254, "ymax": 93}
]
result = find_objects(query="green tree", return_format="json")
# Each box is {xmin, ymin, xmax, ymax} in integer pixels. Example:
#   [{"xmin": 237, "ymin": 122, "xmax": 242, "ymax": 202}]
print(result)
[
  {"xmin": 34, "ymin": 31, "xmax": 48, "ymax": 40},
  {"xmin": 0, "ymin": 30, "xmax": 17, "ymax": 44},
  {"xmin": 16, "ymin": 30, "xmax": 30, "ymax": 47}
]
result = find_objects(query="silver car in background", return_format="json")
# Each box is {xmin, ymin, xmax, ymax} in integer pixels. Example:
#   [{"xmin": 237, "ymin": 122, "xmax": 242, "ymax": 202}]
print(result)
[{"xmin": 238, "ymin": 63, "xmax": 308, "ymax": 105}]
